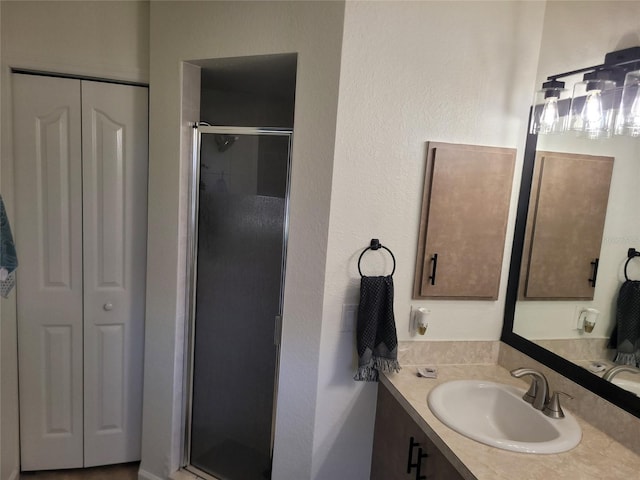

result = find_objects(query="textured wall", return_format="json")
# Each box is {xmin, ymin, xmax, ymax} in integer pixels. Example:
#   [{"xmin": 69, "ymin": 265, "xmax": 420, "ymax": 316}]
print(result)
[
  {"xmin": 0, "ymin": 0, "xmax": 149, "ymax": 82},
  {"xmin": 312, "ymin": 2, "xmax": 545, "ymax": 478}
]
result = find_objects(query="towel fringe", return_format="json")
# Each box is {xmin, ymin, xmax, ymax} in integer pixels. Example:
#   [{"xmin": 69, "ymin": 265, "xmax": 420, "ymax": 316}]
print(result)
[
  {"xmin": 354, "ymin": 357, "xmax": 401, "ymax": 382},
  {"xmin": 614, "ymin": 351, "xmax": 640, "ymax": 367},
  {"xmin": 354, "ymin": 365, "xmax": 379, "ymax": 382},
  {"xmin": 374, "ymin": 357, "xmax": 401, "ymax": 374}
]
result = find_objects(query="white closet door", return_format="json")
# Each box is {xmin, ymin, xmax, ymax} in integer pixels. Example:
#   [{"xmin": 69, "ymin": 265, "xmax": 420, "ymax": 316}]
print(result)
[
  {"xmin": 14, "ymin": 74, "xmax": 85, "ymax": 470},
  {"xmin": 81, "ymin": 80, "xmax": 148, "ymax": 466}
]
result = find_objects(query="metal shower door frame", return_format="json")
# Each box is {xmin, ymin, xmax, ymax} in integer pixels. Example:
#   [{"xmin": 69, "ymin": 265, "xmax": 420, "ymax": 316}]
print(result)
[{"xmin": 182, "ymin": 124, "xmax": 293, "ymax": 479}]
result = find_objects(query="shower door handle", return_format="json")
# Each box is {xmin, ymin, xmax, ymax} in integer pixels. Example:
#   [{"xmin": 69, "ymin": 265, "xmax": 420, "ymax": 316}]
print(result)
[{"xmin": 274, "ymin": 315, "xmax": 283, "ymax": 346}]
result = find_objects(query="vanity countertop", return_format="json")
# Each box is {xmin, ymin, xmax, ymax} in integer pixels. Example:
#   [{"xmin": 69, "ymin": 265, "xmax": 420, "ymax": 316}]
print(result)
[{"xmin": 381, "ymin": 364, "xmax": 640, "ymax": 480}]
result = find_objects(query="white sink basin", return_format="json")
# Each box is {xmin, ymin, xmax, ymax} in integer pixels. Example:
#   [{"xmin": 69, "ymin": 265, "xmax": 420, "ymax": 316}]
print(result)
[{"xmin": 427, "ymin": 380, "xmax": 581, "ymax": 454}]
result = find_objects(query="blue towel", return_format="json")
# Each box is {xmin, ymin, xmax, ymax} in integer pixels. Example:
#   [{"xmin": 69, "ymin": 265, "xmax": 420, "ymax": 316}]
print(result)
[{"xmin": 0, "ymin": 195, "xmax": 18, "ymax": 298}]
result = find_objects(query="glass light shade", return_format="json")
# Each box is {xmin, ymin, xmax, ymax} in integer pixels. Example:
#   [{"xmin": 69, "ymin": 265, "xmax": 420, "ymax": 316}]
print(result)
[
  {"xmin": 530, "ymin": 87, "xmax": 569, "ymax": 134},
  {"xmin": 568, "ymin": 79, "xmax": 617, "ymax": 139},
  {"xmin": 617, "ymin": 70, "xmax": 640, "ymax": 137}
]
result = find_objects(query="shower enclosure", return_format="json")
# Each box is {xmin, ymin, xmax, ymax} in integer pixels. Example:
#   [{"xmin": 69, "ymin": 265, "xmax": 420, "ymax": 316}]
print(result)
[{"xmin": 185, "ymin": 125, "xmax": 292, "ymax": 480}]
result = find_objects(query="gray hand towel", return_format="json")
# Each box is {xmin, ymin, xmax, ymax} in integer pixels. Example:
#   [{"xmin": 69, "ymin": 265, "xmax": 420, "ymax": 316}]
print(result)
[
  {"xmin": 613, "ymin": 280, "xmax": 640, "ymax": 366},
  {"xmin": 354, "ymin": 275, "xmax": 401, "ymax": 382}
]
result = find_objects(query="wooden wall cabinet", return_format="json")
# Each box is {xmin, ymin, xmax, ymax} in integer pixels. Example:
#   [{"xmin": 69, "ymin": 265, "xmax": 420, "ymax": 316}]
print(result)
[
  {"xmin": 519, "ymin": 151, "xmax": 614, "ymax": 300},
  {"xmin": 413, "ymin": 143, "xmax": 516, "ymax": 300},
  {"xmin": 371, "ymin": 383, "xmax": 464, "ymax": 480}
]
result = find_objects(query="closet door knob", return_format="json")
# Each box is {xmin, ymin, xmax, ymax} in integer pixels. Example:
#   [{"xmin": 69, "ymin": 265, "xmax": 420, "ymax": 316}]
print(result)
[{"xmin": 103, "ymin": 303, "xmax": 114, "ymax": 311}]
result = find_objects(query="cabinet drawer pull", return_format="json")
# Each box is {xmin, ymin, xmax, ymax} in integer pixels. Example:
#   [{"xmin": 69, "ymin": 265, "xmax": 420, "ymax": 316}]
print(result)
[
  {"xmin": 428, "ymin": 253, "xmax": 438, "ymax": 285},
  {"xmin": 415, "ymin": 447, "xmax": 429, "ymax": 480},
  {"xmin": 407, "ymin": 436, "xmax": 420, "ymax": 474}
]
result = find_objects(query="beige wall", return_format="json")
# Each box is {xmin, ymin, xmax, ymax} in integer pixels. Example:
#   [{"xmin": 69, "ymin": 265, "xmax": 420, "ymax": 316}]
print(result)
[{"xmin": 0, "ymin": 3, "xmax": 149, "ymax": 479}]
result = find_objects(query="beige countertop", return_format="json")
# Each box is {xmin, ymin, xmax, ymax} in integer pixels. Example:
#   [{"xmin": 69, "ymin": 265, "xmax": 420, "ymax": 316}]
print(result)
[{"xmin": 381, "ymin": 364, "xmax": 640, "ymax": 480}]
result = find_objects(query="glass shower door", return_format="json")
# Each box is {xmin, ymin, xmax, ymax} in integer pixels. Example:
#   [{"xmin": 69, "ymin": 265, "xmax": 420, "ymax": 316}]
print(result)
[{"xmin": 187, "ymin": 127, "xmax": 291, "ymax": 480}]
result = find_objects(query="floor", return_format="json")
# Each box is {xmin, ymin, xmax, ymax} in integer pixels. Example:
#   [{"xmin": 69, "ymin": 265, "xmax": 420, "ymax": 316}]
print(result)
[{"xmin": 19, "ymin": 463, "xmax": 139, "ymax": 480}]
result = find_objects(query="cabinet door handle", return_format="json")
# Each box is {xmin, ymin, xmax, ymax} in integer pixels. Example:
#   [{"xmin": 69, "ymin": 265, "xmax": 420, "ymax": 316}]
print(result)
[
  {"xmin": 407, "ymin": 436, "xmax": 420, "ymax": 474},
  {"xmin": 415, "ymin": 447, "xmax": 429, "ymax": 480},
  {"xmin": 428, "ymin": 253, "xmax": 438, "ymax": 285},
  {"xmin": 588, "ymin": 258, "xmax": 599, "ymax": 287}
]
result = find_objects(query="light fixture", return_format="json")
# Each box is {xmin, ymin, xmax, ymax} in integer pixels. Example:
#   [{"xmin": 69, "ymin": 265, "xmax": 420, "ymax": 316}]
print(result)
[
  {"xmin": 530, "ymin": 46, "xmax": 640, "ymax": 139},
  {"xmin": 618, "ymin": 70, "xmax": 640, "ymax": 136},
  {"xmin": 530, "ymin": 80, "xmax": 568, "ymax": 134},
  {"xmin": 568, "ymin": 74, "xmax": 616, "ymax": 139}
]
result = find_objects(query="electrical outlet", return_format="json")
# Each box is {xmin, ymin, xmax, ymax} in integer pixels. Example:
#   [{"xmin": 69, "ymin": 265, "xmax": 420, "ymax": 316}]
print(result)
[{"xmin": 341, "ymin": 304, "xmax": 358, "ymax": 332}]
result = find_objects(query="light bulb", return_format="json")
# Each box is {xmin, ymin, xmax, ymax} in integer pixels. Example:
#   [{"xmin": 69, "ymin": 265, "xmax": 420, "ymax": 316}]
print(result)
[
  {"xmin": 569, "ymin": 79, "xmax": 615, "ymax": 138},
  {"xmin": 581, "ymin": 89, "xmax": 603, "ymax": 136},
  {"xmin": 539, "ymin": 96, "xmax": 560, "ymax": 134}
]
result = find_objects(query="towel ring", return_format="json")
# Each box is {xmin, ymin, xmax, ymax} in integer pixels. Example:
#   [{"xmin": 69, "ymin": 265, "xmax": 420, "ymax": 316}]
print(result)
[
  {"xmin": 358, "ymin": 239, "xmax": 396, "ymax": 277},
  {"xmin": 624, "ymin": 248, "xmax": 640, "ymax": 281}
]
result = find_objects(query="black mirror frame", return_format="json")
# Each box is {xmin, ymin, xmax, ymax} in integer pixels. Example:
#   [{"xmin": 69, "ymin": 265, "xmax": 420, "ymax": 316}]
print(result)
[{"xmin": 500, "ymin": 109, "xmax": 640, "ymax": 419}]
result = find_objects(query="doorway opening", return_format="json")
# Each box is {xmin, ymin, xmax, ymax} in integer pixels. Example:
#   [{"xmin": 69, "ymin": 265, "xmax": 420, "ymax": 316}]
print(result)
[{"xmin": 183, "ymin": 54, "xmax": 297, "ymax": 480}]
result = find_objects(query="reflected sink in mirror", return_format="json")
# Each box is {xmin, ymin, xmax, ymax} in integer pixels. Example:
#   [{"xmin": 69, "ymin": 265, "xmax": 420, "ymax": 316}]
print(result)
[
  {"xmin": 612, "ymin": 378, "xmax": 640, "ymax": 397},
  {"xmin": 427, "ymin": 380, "xmax": 582, "ymax": 454}
]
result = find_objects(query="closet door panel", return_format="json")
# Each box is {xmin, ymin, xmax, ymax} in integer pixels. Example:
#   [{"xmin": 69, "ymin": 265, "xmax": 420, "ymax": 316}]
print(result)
[
  {"xmin": 14, "ymin": 74, "xmax": 84, "ymax": 470},
  {"xmin": 81, "ymin": 80, "xmax": 148, "ymax": 466}
]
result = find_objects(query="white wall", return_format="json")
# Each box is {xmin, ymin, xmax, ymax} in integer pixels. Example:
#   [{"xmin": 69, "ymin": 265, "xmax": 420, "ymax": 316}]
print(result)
[
  {"xmin": 311, "ymin": 2, "xmax": 545, "ymax": 477},
  {"xmin": 0, "ymin": 1, "xmax": 149, "ymax": 82},
  {"xmin": 514, "ymin": 1, "xmax": 640, "ymax": 340},
  {"xmin": 0, "ymin": 3, "xmax": 149, "ymax": 480},
  {"xmin": 142, "ymin": 2, "xmax": 345, "ymax": 479}
]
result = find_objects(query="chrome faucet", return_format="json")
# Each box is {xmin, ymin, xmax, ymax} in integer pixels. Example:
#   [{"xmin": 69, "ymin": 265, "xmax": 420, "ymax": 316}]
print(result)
[
  {"xmin": 602, "ymin": 364, "xmax": 640, "ymax": 382},
  {"xmin": 510, "ymin": 368, "xmax": 549, "ymax": 411}
]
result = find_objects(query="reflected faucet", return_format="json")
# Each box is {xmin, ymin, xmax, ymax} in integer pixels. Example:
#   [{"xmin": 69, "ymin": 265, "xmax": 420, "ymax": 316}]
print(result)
[
  {"xmin": 510, "ymin": 368, "xmax": 550, "ymax": 410},
  {"xmin": 602, "ymin": 365, "xmax": 640, "ymax": 382}
]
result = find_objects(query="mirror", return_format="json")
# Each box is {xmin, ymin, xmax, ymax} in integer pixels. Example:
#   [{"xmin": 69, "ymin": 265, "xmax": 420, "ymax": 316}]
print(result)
[{"xmin": 502, "ymin": 124, "xmax": 640, "ymax": 418}]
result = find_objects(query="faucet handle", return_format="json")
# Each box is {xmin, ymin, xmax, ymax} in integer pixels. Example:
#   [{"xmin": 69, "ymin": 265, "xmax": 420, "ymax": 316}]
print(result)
[{"xmin": 543, "ymin": 391, "xmax": 573, "ymax": 419}]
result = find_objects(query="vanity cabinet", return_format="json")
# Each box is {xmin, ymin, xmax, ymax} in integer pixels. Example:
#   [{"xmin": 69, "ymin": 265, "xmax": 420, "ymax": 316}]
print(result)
[
  {"xmin": 519, "ymin": 151, "xmax": 613, "ymax": 300},
  {"xmin": 371, "ymin": 383, "xmax": 465, "ymax": 480},
  {"xmin": 413, "ymin": 142, "xmax": 515, "ymax": 300}
]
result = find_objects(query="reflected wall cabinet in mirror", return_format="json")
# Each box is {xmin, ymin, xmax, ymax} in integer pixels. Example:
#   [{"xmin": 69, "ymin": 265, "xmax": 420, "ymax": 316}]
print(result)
[
  {"xmin": 413, "ymin": 142, "xmax": 515, "ymax": 300},
  {"xmin": 519, "ymin": 151, "xmax": 614, "ymax": 300}
]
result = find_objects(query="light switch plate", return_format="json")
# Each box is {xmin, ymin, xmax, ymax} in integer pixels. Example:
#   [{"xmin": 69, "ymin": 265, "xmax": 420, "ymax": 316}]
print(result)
[{"xmin": 341, "ymin": 304, "xmax": 358, "ymax": 332}]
